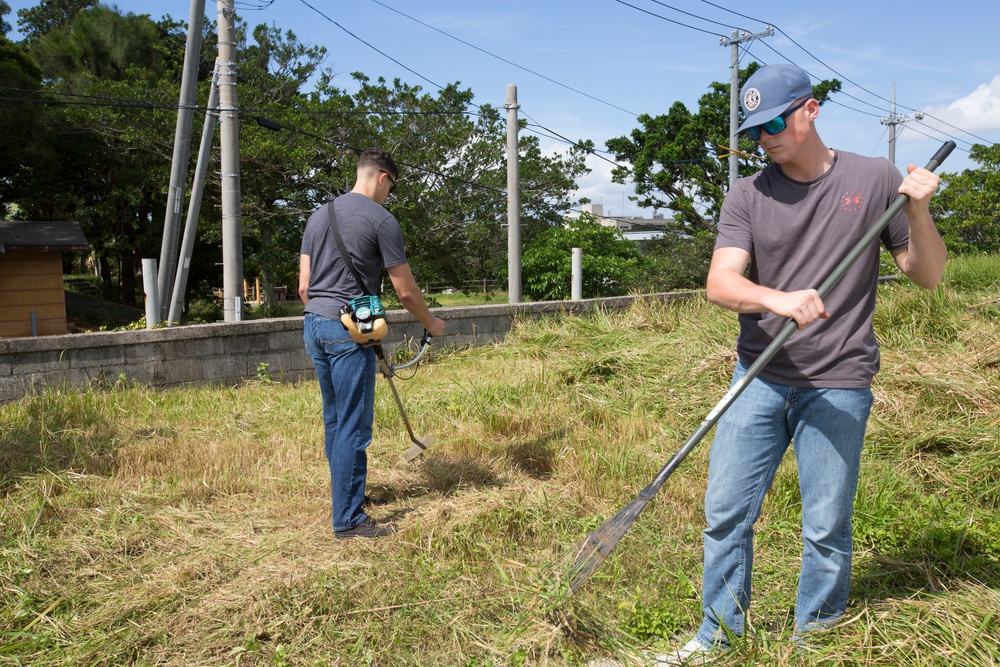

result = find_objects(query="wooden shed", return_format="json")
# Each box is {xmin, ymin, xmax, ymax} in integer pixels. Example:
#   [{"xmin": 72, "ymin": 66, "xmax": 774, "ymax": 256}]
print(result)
[{"xmin": 0, "ymin": 221, "xmax": 90, "ymax": 338}]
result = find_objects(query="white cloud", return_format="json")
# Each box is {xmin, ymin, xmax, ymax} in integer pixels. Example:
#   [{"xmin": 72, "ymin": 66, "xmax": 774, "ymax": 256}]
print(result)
[{"xmin": 921, "ymin": 74, "xmax": 1000, "ymax": 134}]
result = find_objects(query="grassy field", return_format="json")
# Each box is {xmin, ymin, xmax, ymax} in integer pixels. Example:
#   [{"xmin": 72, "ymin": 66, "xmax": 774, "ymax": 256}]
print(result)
[{"xmin": 2, "ymin": 256, "xmax": 999, "ymax": 666}]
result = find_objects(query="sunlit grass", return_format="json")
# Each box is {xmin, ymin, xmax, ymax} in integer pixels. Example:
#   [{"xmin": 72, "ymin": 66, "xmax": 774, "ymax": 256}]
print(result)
[{"xmin": 1, "ymin": 256, "xmax": 998, "ymax": 665}]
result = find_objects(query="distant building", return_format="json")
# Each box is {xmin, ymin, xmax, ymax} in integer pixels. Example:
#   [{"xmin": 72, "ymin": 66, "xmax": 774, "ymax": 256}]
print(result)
[
  {"xmin": 0, "ymin": 221, "xmax": 89, "ymax": 338},
  {"xmin": 576, "ymin": 203, "xmax": 676, "ymax": 241}
]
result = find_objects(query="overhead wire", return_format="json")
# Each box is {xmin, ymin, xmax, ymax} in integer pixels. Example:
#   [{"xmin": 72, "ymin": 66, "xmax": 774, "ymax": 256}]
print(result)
[
  {"xmin": 294, "ymin": 0, "xmax": 452, "ymax": 102},
  {"xmin": 697, "ymin": 0, "xmax": 995, "ymax": 147},
  {"xmin": 0, "ymin": 87, "xmax": 481, "ymax": 118},
  {"xmin": 234, "ymin": 0, "xmax": 277, "ymax": 10},
  {"xmin": 645, "ymin": 0, "xmax": 744, "ymax": 32},
  {"xmin": 366, "ymin": 0, "xmax": 638, "ymax": 117},
  {"xmin": 612, "ymin": 0, "xmax": 724, "ymax": 38}
]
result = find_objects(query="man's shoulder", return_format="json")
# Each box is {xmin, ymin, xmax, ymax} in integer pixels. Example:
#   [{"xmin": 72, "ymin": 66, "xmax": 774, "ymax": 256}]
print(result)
[{"xmin": 833, "ymin": 149, "xmax": 891, "ymax": 172}]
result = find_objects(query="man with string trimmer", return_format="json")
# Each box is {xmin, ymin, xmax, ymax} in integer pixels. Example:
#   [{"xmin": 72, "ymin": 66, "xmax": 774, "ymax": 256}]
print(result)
[{"xmin": 299, "ymin": 148, "xmax": 445, "ymax": 540}]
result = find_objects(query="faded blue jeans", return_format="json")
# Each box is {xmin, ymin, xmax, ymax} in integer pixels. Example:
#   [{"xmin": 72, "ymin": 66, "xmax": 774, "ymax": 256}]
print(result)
[
  {"xmin": 696, "ymin": 360, "xmax": 873, "ymax": 646},
  {"xmin": 304, "ymin": 313, "xmax": 376, "ymax": 532}
]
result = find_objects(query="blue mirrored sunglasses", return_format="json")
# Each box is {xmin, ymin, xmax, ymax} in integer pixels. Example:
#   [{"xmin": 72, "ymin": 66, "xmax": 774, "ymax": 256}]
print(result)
[{"xmin": 745, "ymin": 98, "xmax": 810, "ymax": 141}]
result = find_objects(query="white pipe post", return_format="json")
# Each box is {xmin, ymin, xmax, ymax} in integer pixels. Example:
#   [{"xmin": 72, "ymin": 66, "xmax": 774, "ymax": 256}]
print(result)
[
  {"xmin": 142, "ymin": 259, "xmax": 160, "ymax": 328},
  {"xmin": 505, "ymin": 84, "xmax": 521, "ymax": 304},
  {"xmin": 571, "ymin": 247, "xmax": 583, "ymax": 300},
  {"xmin": 218, "ymin": 0, "xmax": 243, "ymax": 322},
  {"xmin": 157, "ymin": 0, "xmax": 206, "ymax": 321}
]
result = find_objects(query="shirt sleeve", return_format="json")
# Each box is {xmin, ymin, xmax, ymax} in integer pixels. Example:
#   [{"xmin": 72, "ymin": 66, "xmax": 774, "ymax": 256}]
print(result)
[{"xmin": 715, "ymin": 178, "xmax": 754, "ymax": 253}]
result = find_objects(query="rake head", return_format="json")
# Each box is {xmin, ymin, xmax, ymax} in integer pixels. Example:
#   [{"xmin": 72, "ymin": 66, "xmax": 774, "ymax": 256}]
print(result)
[{"xmin": 567, "ymin": 494, "xmax": 651, "ymax": 595}]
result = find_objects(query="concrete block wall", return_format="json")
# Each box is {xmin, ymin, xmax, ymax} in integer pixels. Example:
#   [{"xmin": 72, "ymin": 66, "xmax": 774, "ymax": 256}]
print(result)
[{"xmin": 0, "ymin": 292, "xmax": 696, "ymax": 403}]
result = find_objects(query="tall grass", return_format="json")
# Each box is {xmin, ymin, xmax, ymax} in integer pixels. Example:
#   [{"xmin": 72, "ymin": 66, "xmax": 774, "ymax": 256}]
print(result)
[{"xmin": 1, "ymin": 256, "xmax": 998, "ymax": 666}]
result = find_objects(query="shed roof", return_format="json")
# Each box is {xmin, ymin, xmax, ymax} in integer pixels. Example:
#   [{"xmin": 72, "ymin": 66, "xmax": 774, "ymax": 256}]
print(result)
[{"xmin": 0, "ymin": 221, "xmax": 89, "ymax": 257}]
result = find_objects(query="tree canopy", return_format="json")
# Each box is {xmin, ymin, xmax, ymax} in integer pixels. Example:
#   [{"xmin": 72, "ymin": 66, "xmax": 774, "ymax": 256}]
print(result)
[
  {"xmin": 933, "ymin": 143, "xmax": 1000, "ymax": 254},
  {"xmin": 2, "ymin": 3, "xmax": 589, "ymax": 316},
  {"xmin": 606, "ymin": 62, "xmax": 841, "ymax": 236}
]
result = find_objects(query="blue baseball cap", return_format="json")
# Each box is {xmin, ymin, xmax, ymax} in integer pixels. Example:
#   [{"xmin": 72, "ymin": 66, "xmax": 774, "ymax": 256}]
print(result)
[{"xmin": 738, "ymin": 64, "xmax": 813, "ymax": 134}]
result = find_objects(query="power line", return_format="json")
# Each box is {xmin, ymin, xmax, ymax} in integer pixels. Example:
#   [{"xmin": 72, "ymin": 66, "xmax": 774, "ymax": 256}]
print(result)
[
  {"xmin": 752, "ymin": 43, "xmax": 887, "ymax": 114},
  {"xmin": 613, "ymin": 0, "xmax": 725, "ymax": 37},
  {"xmin": 909, "ymin": 121, "xmax": 975, "ymax": 152},
  {"xmin": 294, "ymin": 0, "xmax": 452, "ymax": 102},
  {"xmin": 698, "ymin": 0, "xmax": 994, "ymax": 147},
  {"xmin": 367, "ymin": 0, "xmax": 637, "ymax": 117},
  {"xmin": 644, "ymin": 0, "xmax": 745, "ymax": 32},
  {"xmin": 0, "ymin": 87, "xmax": 481, "ymax": 117},
  {"xmin": 234, "ymin": 0, "xmax": 277, "ymax": 9}
]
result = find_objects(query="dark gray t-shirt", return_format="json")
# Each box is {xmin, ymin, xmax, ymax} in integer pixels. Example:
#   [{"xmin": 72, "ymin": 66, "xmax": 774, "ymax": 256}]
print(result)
[
  {"xmin": 715, "ymin": 150, "xmax": 909, "ymax": 388},
  {"xmin": 300, "ymin": 192, "xmax": 408, "ymax": 321}
]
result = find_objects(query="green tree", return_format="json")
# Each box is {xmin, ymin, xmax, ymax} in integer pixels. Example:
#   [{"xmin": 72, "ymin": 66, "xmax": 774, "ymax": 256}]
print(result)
[
  {"xmin": 16, "ymin": 0, "xmax": 96, "ymax": 44},
  {"xmin": 8, "ymin": 5, "xmax": 591, "ymax": 315},
  {"xmin": 255, "ymin": 68, "xmax": 589, "ymax": 295},
  {"xmin": 637, "ymin": 233, "xmax": 715, "ymax": 293},
  {"xmin": 521, "ymin": 215, "xmax": 650, "ymax": 301},
  {"xmin": 1, "ymin": 1, "xmax": 12, "ymax": 35},
  {"xmin": 0, "ymin": 36, "xmax": 46, "ymax": 217},
  {"xmin": 932, "ymin": 143, "xmax": 1000, "ymax": 254},
  {"xmin": 16, "ymin": 5, "xmax": 193, "ymax": 306},
  {"xmin": 606, "ymin": 63, "xmax": 841, "ymax": 235}
]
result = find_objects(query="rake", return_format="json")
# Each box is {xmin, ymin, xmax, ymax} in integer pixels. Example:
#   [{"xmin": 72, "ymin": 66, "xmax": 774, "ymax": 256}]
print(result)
[
  {"xmin": 374, "ymin": 330, "xmax": 436, "ymax": 461},
  {"xmin": 564, "ymin": 140, "xmax": 956, "ymax": 595}
]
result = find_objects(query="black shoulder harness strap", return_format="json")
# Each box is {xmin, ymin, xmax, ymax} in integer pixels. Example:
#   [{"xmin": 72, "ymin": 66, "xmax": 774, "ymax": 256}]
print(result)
[{"xmin": 328, "ymin": 201, "xmax": 373, "ymax": 297}]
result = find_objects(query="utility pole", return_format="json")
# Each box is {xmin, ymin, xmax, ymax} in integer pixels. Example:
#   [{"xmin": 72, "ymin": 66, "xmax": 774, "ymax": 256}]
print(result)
[
  {"xmin": 167, "ymin": 64, "xmax": 220, "ymax": 326},
  {"xmin": 505, "ymin": 83, "xmax": 521, "ymax": 304},
  {"xmin": 157, "ymin": 0, "xmax": 206, "ymax": 323},
  {"xmin": 720, "ymin": 26, "xmax": 774, "ymax": 188},
  {"xmin": 217, "ymin": 0, "xmax": 243, "ymax": 321},
  {"xmin": 881, "ymin": 82, "xmax": 923, "ymax": 166}
]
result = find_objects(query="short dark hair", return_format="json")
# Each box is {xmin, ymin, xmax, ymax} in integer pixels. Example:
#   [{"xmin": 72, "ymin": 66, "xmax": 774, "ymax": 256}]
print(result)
[{"xmin": 357, "ymin": 148, "xmax": 398, "ymax": 180}]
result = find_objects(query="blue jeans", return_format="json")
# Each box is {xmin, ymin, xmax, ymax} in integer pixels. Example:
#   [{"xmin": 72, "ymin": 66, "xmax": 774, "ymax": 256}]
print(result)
[
  {"xmin": 696, "ymin": 360, "xmax": 873, "ymax": 646},
  {"xmin": 303, "ymin": 313, "xmax": 376, "ymax": 532}
]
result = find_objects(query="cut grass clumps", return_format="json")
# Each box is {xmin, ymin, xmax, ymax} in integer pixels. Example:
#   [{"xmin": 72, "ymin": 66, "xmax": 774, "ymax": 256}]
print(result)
[{"xmin": 1, "ymin": 256, "xmax": 999, "ymax": 665}]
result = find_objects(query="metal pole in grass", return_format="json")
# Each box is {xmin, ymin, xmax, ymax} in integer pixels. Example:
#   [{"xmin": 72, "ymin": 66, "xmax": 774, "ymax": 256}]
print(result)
[{"xmin": 561, "ymin": 140, "xmax": 956, "ymax": 595}]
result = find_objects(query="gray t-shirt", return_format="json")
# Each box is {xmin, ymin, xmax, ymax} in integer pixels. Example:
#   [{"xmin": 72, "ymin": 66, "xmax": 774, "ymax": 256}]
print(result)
[
  {"xmin": 300, "ymin": 192, "xmax": 408, "ymax": 321},
  {"xmin": 715, "ymin": 150, "xmax": 909, "ymax": 388}
]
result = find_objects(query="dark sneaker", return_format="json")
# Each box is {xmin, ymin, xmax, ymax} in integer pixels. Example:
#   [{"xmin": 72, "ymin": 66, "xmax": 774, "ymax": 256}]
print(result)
[{"xmin": 335, "ymin": 517, "xmax": 397, "ymax": 540}]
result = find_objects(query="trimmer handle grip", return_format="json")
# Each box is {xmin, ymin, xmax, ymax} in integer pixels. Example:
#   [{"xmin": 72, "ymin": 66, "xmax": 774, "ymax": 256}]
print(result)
[{"xmin": 925, "ymin": 141, "xmax": 956, "ymax": 172}]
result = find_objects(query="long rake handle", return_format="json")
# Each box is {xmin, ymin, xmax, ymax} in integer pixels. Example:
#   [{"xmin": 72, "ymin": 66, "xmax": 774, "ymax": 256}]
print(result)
[{"xmin": 638, "ymin": 140, "xmax": 955, "ymax": 502}]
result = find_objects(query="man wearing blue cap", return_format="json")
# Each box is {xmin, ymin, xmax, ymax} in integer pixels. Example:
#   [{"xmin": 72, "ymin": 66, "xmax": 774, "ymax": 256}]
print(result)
[{"xmin": 662, "ymin": 63, "xmax": 947, "ymax": 663}]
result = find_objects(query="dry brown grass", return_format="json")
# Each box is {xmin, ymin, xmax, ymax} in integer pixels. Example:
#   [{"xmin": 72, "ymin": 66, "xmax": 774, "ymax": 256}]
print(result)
[{"xmin": 2, "ymin": 277, "xmax": 999, "ymax": 665}]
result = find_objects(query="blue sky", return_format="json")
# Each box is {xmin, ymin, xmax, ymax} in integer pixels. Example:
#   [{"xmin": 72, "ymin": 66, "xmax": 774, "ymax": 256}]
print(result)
[{"xmin": 7, "ymin": 0, "xmax": 999, "ymax": 218}]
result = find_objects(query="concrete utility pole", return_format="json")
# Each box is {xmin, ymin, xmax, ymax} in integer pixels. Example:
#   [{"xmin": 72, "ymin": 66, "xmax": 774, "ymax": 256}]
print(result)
[
  {"xmin": 505, "ymin": 84, "xmax": 522, "ymax": 304},
  {"xmin": 720, "ymin": 27, "xmax": 774, "ymax": 188},
  {"xmin": 881, "ymin": 82, "xmax": 923, "ymax": 166},
  {"xmin": 157, "ymin": 0, "xmax": 206, "ymax": 323},
  {"xmin": 217, "ymin": 0, "xmax": 244, "ymax": 321},
  {"xmin": 167, "ymin": 64, "xmax": 221, "ymax": 326}
]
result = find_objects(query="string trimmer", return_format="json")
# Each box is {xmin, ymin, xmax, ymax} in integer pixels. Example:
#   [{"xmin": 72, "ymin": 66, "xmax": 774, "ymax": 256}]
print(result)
[
  {"xmin": 562, "ymin": 140, "xmax": 956, "ymax": 595},
  {"xmin": 373, "ymin": 331, "xmax": 435, "ymax": 461}
]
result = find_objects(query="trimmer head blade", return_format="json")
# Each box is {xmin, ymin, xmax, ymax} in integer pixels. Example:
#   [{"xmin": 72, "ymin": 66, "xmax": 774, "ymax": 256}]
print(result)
[{"xmin": 403, "ymin": 434, "xmax": 435, "ymax": 462}]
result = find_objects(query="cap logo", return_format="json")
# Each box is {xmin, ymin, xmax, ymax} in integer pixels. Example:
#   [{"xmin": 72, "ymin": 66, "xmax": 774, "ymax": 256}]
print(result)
[{"xmin": 743, "ymin": 87, "xmax": 761, "ymax": 111}]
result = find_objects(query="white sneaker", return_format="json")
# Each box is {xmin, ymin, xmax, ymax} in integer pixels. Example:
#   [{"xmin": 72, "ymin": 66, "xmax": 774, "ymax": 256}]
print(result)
[{"xmin": 649, "ymin": 638, "xmax": 714, "ymax": 665}]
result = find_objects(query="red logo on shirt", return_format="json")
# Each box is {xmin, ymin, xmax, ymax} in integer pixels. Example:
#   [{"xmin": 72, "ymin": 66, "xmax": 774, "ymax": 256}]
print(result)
[{"xmin": 840, "ymin": 190, "xmax": 864, "ymax": 212}]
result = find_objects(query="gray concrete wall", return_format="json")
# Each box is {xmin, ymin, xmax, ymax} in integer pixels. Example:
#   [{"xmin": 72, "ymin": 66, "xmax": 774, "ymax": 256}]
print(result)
[{"xmin": 0, "ymin": 292, "xmax": 696, "ymax": 403}]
